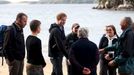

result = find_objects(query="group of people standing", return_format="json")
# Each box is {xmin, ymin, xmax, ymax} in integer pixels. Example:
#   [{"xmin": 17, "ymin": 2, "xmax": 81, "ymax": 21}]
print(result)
[
  {"xmin": 1, "ymin": 12, "xmax": 134, "ymax": 75},
  {"xmin": 48, "ymin": 12, "xmax": 99, "ymax": 75},
  {"xmin": 99, "ymin": 17, "xmax": 134, "ymax": 75}
]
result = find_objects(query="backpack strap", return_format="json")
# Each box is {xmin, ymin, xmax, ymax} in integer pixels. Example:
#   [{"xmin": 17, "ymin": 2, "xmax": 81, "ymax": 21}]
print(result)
[{"xmin": 9, "ymin": 25, "xmax": 17, "ymax": 38}]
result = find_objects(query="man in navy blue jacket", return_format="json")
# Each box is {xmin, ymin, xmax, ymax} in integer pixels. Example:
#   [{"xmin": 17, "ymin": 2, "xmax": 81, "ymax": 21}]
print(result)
[{"xmin": 69, "ymin": 28, "xmax": 99, "ymax": 75}]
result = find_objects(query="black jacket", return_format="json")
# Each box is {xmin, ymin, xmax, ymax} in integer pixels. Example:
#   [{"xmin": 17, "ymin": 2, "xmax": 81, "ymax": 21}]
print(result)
[
  {"xmin": 48, "ymin": 23, "xmax": 68, "ymax": 58},
  {"xmin": 69, "ymin": 38, "xmax": 99, "ymax": 75},
  {"xmin": 66, "ymin": 32, "xmax": 78, "ymax": 53},
  {"xmin": 99, "ymin": 34, "xmax": 118, "ymax": 60},
  {"xmin": 4, "ymin": 23, "xmax": 25, "ymax": 62},
  {"xmin": 99, "ymin": 34, "xmax": 118, "ymax": 49}
]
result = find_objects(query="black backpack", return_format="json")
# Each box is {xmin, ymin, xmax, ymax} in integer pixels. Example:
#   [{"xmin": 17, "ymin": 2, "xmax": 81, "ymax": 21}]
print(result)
[{"xmin": 0, "ymin": 25, "xmax": 16, "ymax": 65}]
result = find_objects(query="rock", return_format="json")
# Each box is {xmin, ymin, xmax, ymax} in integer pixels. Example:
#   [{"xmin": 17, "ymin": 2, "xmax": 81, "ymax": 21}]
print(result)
[{"xmin": 94, "ymin": 0, "xmax": 134, "ymax": 10}]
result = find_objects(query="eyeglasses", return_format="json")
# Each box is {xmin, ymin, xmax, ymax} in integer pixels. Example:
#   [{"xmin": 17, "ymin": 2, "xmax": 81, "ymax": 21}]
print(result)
[{"xmin": 106, "ymin": 29, "xmax": 112, "ymax": 31}]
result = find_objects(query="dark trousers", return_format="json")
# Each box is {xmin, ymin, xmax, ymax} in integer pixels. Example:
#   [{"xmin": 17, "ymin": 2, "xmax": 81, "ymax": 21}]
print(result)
[
  {"xmin": 6, "ymin": 59, "xmax": 24, "ymax": 75},
  {"xmin": 99, "ymin": 59, "xmax": 117, "ymax": 75},
  {"xmin": 50, "ymin": 57, "xmax": 63, "ymax": 75}
]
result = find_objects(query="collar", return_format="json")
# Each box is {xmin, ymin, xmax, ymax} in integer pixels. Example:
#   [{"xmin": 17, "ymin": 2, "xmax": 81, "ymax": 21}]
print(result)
[
  {"xmin": 105, "ymin": 34, "xmax": 117, "ymax": 40},
  {"xmin": 13, "ymin": 23, "xmax": 22, "ymax": 31},
  {"xmin": 120, "ymin": 27, "xmax": 131, "ymax": 39}
]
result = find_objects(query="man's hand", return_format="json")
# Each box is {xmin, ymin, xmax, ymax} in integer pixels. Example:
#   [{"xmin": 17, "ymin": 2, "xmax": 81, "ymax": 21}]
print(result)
[
  {"xmin": 104, "ymin": 54, "xmax": 112, "ymax": 61},
  {"xmin": 108, "ymin": 60, "xmax": 116, "ymax": 67},
  {"xmin": 67, "ymin": 59, "xmax": 71, "ymax": 65},
  {"xmin": 82, "ymin": 67, "xmax": 91, "ymax": 75},
  {"xmin": 99, "ymin": 49, "xmax": 105, "ymax": 53}
]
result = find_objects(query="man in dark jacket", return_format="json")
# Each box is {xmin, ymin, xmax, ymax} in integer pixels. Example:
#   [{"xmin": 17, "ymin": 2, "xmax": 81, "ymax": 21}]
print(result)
[
  {"xmin": 66, "ymin": 23, "xmax": 80, "ymax": 75},
  {"xmin": 69, "ymin": 28, "xmax": 99, "ymax": 75},
  {"xmin": 3, "ymin": 13, "xmax": 28, "ymax": 75},
  {"xmin": 66, "ymin": 23, "xmax": 80, "ymax": 51},
  {"xmin": 48, "ymin": 12, "xmax": 68, "ymax": 75}
]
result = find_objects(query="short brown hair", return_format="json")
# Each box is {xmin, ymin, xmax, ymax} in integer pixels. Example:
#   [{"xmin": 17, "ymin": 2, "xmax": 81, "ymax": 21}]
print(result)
[
  {"xmin": 16, "ymin": 12, "xmax": 27, "ymax": 20},
  {"xmin": 56, "ymin": 12, "xmax": 67, "ymax": 21},
  {"xmin": 30, "ymin": 20, "xmax": 41, "ymax": 32}
]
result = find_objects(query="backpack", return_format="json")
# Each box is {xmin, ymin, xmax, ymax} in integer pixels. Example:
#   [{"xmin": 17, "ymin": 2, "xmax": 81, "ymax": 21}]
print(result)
[
  {"xmin": 0, "ymin": 25, "xmax": 7, "ymax": 56},
  {"xmin": 0, "ymin": 25, "xmax": 16, "ymax": 65}
]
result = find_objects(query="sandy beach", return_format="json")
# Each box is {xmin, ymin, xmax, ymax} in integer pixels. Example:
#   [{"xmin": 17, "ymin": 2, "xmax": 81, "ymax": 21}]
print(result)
[
  {"xmin": 0, "ymin": 58, "xmax": 68, "ymax": 75},
  {"xmin": 0, "ymin": 57, "xmax": 100, "ymax": 75}
]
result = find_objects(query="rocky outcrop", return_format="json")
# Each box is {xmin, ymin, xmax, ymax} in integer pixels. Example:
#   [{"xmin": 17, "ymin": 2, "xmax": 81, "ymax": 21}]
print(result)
[
  {"xmin": 117, "ymin": 0, "xmax": 134, "ymax": 10},
  {"xmin": 93, "ymin": 0, "xmax": 134, "ymax": 10}
]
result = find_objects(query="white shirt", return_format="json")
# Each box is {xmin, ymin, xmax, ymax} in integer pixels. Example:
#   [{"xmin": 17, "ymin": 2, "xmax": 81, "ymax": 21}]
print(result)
[{"xmin": 105, "ymin": 34, "xmax": 118, "ymax": 47}]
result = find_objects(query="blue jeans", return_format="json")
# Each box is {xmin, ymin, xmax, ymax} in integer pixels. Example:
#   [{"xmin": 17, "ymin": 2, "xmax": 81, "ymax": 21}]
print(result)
[{"xmin": 50, "ymin": 57, "xmax": 63, "ymax": 75}]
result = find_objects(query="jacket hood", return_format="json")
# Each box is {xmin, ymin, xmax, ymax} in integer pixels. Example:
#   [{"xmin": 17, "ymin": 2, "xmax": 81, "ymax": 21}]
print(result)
[{"xmin": 49, "ymin": 23, "xmax": 59, "ymax": 32}]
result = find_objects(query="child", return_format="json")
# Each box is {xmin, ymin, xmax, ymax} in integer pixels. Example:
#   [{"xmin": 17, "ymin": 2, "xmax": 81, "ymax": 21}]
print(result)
[{"xmin": 26, "ymin": 20, "xmax": 46, "ymax": 75}]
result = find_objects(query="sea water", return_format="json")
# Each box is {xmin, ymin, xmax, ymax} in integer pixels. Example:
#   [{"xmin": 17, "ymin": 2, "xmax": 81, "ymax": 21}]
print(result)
[{"xmin": 0, "ymin": 4, "xmax": 134, "ymax": 58}]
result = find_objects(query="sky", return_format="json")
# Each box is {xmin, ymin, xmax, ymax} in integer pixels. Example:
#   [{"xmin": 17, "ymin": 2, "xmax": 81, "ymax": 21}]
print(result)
[{"xmin": 6, "ymin": 0, "xmax": 39, "ymax": 3}]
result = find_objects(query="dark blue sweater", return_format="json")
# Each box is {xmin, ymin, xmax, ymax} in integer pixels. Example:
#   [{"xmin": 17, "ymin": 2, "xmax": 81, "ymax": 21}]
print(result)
[{"xmin": 69, "ymin": 38, "xmax": 99, "ymax": 75}]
